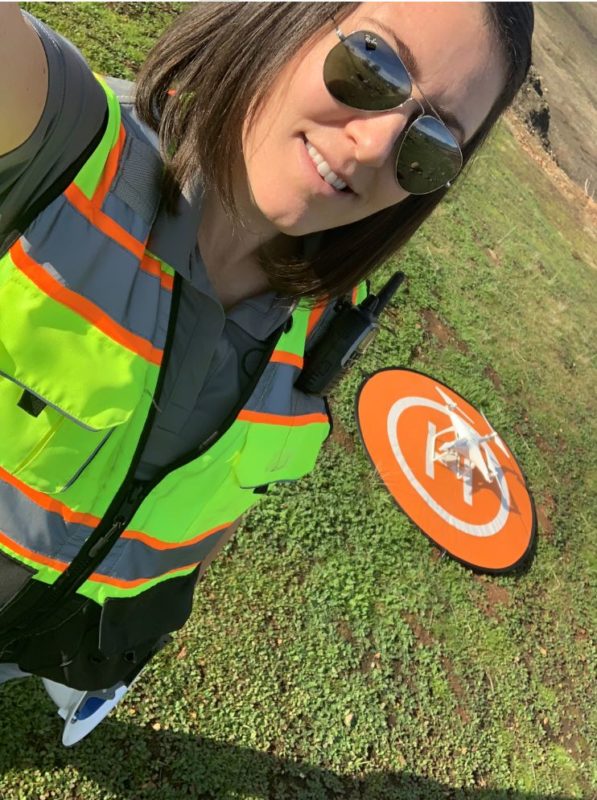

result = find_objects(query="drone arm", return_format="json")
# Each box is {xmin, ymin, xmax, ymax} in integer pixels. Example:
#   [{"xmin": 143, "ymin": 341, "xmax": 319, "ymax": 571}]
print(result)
[{"xmin": 435, "ymin": 426, "xmax": 455, "ymax": 438}]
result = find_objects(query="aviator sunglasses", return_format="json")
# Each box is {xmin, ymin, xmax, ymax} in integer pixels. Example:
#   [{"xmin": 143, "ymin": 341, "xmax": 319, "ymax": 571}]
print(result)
[{"xmin": 323, "ymin": 26, "xmax": 464, "ymax": 194}]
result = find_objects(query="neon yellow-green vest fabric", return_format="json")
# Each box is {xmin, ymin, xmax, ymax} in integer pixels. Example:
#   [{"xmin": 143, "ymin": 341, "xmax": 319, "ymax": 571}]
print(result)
[{"xmin": 0, "ymin": 76, "xmax": 367, "ymax": 613}]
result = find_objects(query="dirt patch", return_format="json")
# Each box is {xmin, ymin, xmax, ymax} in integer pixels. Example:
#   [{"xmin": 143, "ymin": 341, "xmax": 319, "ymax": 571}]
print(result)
[
  {"xmin": 514, "ymin": 420, "xmax": 562, "ymax": 463},
  {"xmin": 574, "ymin": 626, "xmax": 589, "ymax": 644},
  {"xmin": 509, "ymin": 5, "xmax": 597, "ymax": 198},
  {"xmin": 420, "ymin": 309, "xmax": 470, "ymax": 355},
  {"xmin": 359, "ymin": 650, "xmax": 382, "ymax": 676},
  {"xmin": 483, "ymin": 365, "xmax": 503, "ymax": 391},
  {"xmin": 484, "ymin": 583, "xmax": 512, "ymax": 612},
  {"xmin": 328, "ymin": 416, "xmax": 356, "ymax": 453},
  {"xmin": 473, "ymin": 575, "xmax": 512, "ymax": 621},
  {"xmin": 336, "ymin": 618, "xmax": 356, "ymax": 646},
  {"xmin": 546, "ymin": 702, "xmax": 593, "ymax": 773},
  {"xmin": 512, "ymin": 65, "xmax": 553, "ymax": 154},
  {"xmin": 441, "ymin": 656, "xmax": 471, "ymax": 724},
  {"xmin": 505, "ymin": 112, "xmax": 597, "ymax": 245},
  {"xmin": 403, "ymin": 612, "xmax": 435, "ymax": 647},
  {"xmin": 536, "ymin": 493, "xmax": 557, "ymax": 540},
  {"xmin": 530, "ymin": 4, "xmax": 597, "ymax": 194},
  {"xmin": 429, "ymin": 544, "xmax": 447, "ymax": 563}
]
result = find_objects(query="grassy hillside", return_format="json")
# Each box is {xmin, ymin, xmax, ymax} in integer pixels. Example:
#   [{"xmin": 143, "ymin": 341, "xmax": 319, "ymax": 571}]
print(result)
[{"xmin": 2, "ymin": 4, "xmax": 595, "ymax": 799}]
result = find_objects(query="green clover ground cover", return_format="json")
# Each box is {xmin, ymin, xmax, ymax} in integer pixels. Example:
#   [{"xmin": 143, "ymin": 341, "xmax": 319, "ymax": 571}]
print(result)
[{"xmin": 1, "ymin": 4, "xmax": 595, "ymax": 799}]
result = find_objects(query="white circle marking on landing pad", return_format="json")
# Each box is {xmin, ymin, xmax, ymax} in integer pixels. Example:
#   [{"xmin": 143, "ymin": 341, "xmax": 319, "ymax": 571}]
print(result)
[{"xmin": 387, "ymin": 396, "xmax": 511, "ymax": 538}]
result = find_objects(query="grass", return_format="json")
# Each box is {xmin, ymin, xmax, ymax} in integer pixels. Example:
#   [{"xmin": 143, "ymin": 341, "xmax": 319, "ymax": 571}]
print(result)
[{"xmin": 2, "ymin": 4, "xmax": 595, "ymax": 799}]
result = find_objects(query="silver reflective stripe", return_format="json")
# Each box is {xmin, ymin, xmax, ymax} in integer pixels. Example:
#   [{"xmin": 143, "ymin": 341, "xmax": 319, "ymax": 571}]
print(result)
[
  {"xmin": 94, "ymin": 525, "xmax": 232, "ymax": 583},
  {"xmin": 0, "ymin": 471, "xmax": 231, "ymax": 586},
  {"xmin": 243, "ymin": 362, "xmax": 328, "ymax": 418},
  {"xmin": 21, "ymin": 216, "xmax": 171, "ymax": 351},
  {"xmin": 103, "ymin": 76, "xmax": 136, "ymax": 105},
  {"xmin": 0, "ymin": 475, "xmax": 95, "ymax": 566}
]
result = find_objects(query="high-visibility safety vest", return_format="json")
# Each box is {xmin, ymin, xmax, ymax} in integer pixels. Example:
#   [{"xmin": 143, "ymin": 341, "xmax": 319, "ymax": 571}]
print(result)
[{"xmin": 0, "ymin": 76, "xmax": 367, "ymax": 649}]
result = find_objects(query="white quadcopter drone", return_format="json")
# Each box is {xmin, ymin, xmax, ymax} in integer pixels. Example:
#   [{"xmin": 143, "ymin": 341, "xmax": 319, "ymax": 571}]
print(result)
[{"xmin": 426, "ymin": 386, "xmax": 511, "ymax": 505}]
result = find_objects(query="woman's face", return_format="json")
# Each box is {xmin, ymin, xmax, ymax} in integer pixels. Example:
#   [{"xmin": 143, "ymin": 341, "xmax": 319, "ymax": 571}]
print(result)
[{"xmin": 241, "ymin": 2, "xmax": 506, "ymax": 237}]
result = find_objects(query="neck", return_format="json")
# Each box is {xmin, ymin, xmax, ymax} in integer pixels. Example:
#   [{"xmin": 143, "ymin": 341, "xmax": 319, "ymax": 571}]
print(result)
[{"xmin": 197, "ymin": 187, "xmax": 298, "ymax": 310}]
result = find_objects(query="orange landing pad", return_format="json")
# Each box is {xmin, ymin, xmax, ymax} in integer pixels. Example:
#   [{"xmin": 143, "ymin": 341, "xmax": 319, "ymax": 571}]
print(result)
[{"xmin": 356, "ymin": 369, "xmax": 536, "ymax": 572}]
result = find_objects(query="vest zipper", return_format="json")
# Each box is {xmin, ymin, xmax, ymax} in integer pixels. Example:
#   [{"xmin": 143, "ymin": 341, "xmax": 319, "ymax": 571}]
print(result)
[
  {"xmin": 87, "ymin": 519, "xmax": 126, "ymax": 560},
  {"xmin": 55, "ymin": 304, "xmax": 286, "ymax": 597},
  {"xmin": 87, "ymin": 480, "xmax": 148, "ymax": 560},
  {"xmin": 5, "ymin": 276, "xmax": 287, "ymax": 634}
]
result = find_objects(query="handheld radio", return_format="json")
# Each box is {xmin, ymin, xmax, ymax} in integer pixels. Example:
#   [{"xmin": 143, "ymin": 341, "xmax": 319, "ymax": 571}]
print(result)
[{"xmin": 296, "ymin": 271, "xmax": 405, "ymax": 396}]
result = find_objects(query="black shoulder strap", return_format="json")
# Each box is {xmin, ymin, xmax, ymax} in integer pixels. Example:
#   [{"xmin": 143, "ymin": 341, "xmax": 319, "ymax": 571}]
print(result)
[{"xmin": 0, "ymin": 105, "xmax": 109, "ymax": 256}]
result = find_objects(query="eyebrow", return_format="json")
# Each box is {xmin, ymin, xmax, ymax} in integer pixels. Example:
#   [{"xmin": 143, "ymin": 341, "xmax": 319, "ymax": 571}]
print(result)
[{"xmin": 358, "ymin": 17, "xmax": 467, "ymax": 143}]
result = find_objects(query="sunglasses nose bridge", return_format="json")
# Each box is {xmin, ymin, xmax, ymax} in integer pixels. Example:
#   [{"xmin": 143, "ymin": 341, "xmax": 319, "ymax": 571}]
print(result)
[{"xmin": 344, "ymin": 103, "xmax": 416, "ymax": 169}]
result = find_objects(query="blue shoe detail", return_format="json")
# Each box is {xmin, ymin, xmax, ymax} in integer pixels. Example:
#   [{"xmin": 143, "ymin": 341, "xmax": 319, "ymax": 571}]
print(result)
[{"xmin": 74, "ymin": 696, "xmax": 107, "ymax": 721}]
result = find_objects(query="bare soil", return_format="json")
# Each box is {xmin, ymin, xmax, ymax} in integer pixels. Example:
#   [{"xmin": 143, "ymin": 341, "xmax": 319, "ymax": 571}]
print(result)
[{"xmin": 512, "ymin": 3, "xmax": 597, "ymax": 196}]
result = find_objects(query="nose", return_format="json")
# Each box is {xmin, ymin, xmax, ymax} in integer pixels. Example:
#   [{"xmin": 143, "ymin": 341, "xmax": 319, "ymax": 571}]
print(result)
[{"xmin": 344, "ymin": 101, "xmax": 419, "ymax": 170}]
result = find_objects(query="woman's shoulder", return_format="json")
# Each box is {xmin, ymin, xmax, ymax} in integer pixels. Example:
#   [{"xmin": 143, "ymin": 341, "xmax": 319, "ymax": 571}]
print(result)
[
  {"xmin": 0, "ymin": 6, "xmax": 48, "ymax": 157},
  {"xmin": 0, "ymin": 12, "xmax": 107, "ymax": 235}
]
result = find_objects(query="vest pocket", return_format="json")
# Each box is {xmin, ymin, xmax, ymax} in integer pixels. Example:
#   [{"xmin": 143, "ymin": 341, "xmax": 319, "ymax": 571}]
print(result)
[
  {"xmin": 0, "ymin": 369, "xmax": 126, "ymax": 494},
  {"xmin": 234, "ymin": 412, "xmax": 331, "ymax": 489}
]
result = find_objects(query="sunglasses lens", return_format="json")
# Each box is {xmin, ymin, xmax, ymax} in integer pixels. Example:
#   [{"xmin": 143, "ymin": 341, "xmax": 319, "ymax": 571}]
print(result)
[
  {"xmin": 396, "ymin": 115, "xmax": 462, "ymax": 194},
  {"xmin": 324, "ymin": 31, "xmax": 411, "ymax": 111}
]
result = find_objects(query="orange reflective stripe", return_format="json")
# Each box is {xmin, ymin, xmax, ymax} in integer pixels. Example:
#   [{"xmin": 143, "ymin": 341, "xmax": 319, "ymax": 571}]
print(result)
[
  {"xmin": 0, "ymin": 466, "xmax": 101, "ymax": 528},
  {"xmin": 0, "ymin": 525, "xmax": 199, "ymax": 588},
  {"xmin": 351, "ymin": 286, "xmax": 359, "ymax": 304},
  {"xmin": 65, "ymin": 183, "xmax": 173, "ymax": 293},
  {"xmin": 122, "ymin": 520, "xmax": 232, "ymax": 551},
  {"xmin": 88, "ymin": 562, "xmax": 199, "ymax": 589},
  {"xmin": 238, "ymin": 409, "xmax": 328, "ymax": 426},
  {"xmin": 94, "ymin": 124, "xmax": 126, "ymax": 209},
  {"xmin": 65, "ymin": 183, "xmax": 145, "ymax": 260},
  {"xmin": 306, "ymin": 303, "xmax": 326, "ymax": 337},
  {"xmin": 270, "ymin": 351, "xmax": 304, "ymax": 369},
  {"xmin": 11, "ymin": 239, "xmax": 163, "ymax": 366},
  {"xmin": 0, "ymin": 528, "xmax": 67, "ymax": 574},
  {"xmin": 141, "ymin": 253, "xmax": 174, "ymax": 292}
]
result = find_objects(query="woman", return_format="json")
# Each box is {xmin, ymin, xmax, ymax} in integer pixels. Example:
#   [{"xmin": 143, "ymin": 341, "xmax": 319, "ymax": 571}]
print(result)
[{"xmin": 0, "ymin": 2, "xmax": 533, "ymax": 732}]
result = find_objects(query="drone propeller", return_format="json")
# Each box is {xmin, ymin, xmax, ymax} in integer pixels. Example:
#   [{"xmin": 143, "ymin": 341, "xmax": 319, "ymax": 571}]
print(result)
[
  {"xmin": 481, "ymin": 411, "xmax": 510, "ymax": 458},
  {"xmin": 435, "ymin": 386, "xmax": 476, "ymax": 424}
]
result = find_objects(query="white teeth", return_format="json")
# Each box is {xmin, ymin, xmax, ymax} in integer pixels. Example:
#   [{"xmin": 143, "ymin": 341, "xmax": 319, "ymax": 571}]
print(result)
[{"xmin": 306, "ymin": 141, "xmax": 348, "ymax": 191}]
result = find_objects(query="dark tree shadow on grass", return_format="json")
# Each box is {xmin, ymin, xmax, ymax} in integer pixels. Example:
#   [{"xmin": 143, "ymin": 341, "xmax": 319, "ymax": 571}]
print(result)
[{"xmin": 0, "ymin": 680, "xmax": 577, "ymax": 800}]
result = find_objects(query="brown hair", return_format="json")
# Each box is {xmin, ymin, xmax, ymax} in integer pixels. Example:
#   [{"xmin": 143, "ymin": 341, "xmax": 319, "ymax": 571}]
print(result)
[{"xmin": 136, "ymin": 2, "xmax": 534, "ymax": 303}]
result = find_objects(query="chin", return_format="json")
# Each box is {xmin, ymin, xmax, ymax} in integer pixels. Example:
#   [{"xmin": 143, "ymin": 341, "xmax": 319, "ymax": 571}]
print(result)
[
  {"xmin": 259, "ymin": 199, "xmax": 314, "ymax": 237},
  {"xmin": 274, "ymin": 220, "xmax": 318, "ymax": 237}
]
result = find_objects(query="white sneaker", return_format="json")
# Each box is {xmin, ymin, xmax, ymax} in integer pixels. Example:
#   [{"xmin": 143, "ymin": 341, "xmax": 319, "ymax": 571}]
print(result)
[{"xmin": 42, "ymin": 673, "xmax": 141, "ymax": 747}]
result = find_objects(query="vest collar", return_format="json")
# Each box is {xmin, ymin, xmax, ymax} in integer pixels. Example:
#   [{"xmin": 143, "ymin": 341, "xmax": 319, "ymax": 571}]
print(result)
[{"xmin": 147, "ymin": 179, "xmax": 296, "ymax": 342}]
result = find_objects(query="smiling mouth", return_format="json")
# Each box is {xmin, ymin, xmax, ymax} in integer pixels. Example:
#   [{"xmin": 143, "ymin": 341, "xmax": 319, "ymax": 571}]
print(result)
[{"xmin": 303, "ymin": 136, "xmax": 353, "ymax": 194}]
